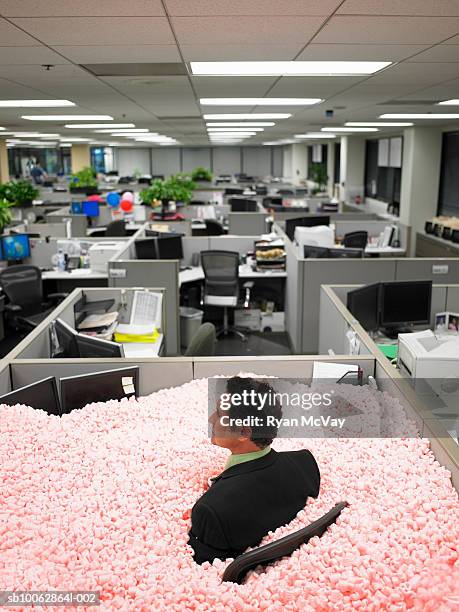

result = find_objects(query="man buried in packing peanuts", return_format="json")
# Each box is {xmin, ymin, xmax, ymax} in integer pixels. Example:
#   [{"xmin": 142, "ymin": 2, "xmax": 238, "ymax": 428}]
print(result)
[{"xmin": 188, "ymin": 376, "xmax": 320, "ymax": 564}]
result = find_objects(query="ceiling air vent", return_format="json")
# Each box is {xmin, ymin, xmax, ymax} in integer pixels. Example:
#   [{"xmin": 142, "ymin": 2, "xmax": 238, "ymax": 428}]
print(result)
[{"xmin": 81, "ymin": 63, "xmax": 187, "ymax": 77}]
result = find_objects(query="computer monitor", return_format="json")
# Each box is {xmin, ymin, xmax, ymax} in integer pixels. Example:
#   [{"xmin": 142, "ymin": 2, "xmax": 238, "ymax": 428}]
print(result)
[
  {"xmin": 328, "ymin": 247, "xmax": 364, "ymax": 259},
  {"xmin": 0, "ymin": 377, "xmax": 61, "ymax": 416},
  {"xmin": 1, "ymin": 234, "xmax": 31, "ymax": 261},
  {"xmin": 53, "ymin": 318, "xmax": 79, "ymax": 358},
  {"xmin": 229, "ymin": 198, "xmax": 258, "ymax": 212},
  {"xmin": 285, "ymin": 216, "xmax": 330, "ymax": 241},
  {"xmin": 225, "ymin": 188, "xmax": 244, "ymax": 196},
  {"xmin": 380, "ymin": 280, "xmax": 432, "ymax": 330},
  {"xmin": 156, "ymin": 235, "xmax": 183, "ymax": 260},
  {"xmin": 60, "ymin": 366, "xmax": 139, "ymax": 414},
  {"xmin": 303, "ymin": 245, "xmax": 330, "ymax": 258},
  {"xmin": 347, "ymin": 283, "xmax": 381, "ymax": 332},
  {"xmin": 71, "ymin": 202, "xmax": 83, "ymax": 214},
  {"xmin": 135, "ymin": 238, "xmax": 158, "ymax": 260},
  {"xmin": 75, "ymin": 334, "xmax": 124, "ymax": 358},
  {"xmin": 82, "ymin": 201, "xmax": 100, "ymax": 217}
]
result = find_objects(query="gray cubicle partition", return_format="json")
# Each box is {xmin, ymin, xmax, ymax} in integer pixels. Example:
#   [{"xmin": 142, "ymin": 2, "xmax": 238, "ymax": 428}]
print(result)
[
  {"xmin": 27, "ymin": 222, "xmax": 70, "ymax": 238},
  {"xmin": 228, "ymin": 213, "xmax": 268, "ymax": 236},
  {"xmin": 45, "ymin": 211, "xmax": 88, "ymax": 237},
  {"xmin": 149, "ymin": 220, "xmax": 192, "ymax": 236}
]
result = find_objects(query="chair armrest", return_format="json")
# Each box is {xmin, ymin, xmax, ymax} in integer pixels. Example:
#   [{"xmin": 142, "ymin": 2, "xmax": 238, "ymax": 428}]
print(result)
[
  {"xmin": 222, "ymin": 501, "xmax": 348, "ymax": 584},
  {"xmin": 4, "ymin": 303, "xmax": 22, "ymax": 313},
  {"xmin": 47, "ymin": 292, "xmax": 68, "ymax": 302}
]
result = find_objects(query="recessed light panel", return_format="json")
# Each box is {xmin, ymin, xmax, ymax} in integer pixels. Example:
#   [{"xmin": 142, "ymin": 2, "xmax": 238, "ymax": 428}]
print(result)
[
  {"xmin": 200, "ymin": 98, "xmax": 321, "ymax": 105},
  {"xmin": 191, "ymin": 61, "xmax": 391, "ymax": 76}
]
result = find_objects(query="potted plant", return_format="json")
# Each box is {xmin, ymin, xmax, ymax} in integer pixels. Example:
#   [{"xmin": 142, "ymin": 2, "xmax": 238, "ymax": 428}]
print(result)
[
  {"xmin": 140, "ymin": 175, "xmax": 195, "ymax": 216},
  {"xmin": 0, "ymin": 180, "xmax": 38, "ymax": 208},
  {"xmin": 191, "ymin": 166, "xmax": 213, "ymax": 183},
  {"xmin": 309, "ymin": 164, "xmax": 328, "ymax": 195},
  {"xmin": 0, "ymin": 198, "xmax": 15, "ymax": 233},
  {"xmin": 69, "ymin": 166, "xmax": 99, "ymax": 195}
]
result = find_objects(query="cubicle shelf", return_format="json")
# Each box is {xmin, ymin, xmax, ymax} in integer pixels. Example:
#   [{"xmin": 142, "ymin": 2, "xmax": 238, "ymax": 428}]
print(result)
[{"xmin": 416, "ymin": 232, "xmax": 459, "ymax": 258}]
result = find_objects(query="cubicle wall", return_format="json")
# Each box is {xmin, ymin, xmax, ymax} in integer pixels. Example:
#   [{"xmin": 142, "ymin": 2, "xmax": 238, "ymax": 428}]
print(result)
[
  {"xmin": 45, "ymin": 211, "xmax": 88, "ymax": 237},
  {"xmin": 228, "ymin": 213, "xmax": 268, "ymax": 236}
]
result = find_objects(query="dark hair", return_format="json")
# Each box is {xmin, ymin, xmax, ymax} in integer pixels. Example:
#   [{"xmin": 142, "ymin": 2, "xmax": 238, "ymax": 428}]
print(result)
[{"xmin": 225, "ymin": 377, "xmax": 283, "ymax": 448}]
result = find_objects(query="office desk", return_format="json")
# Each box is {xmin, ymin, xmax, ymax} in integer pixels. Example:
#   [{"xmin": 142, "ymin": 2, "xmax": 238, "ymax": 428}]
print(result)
[
  {"xmin": 179, "ymin": 264, "xmax": 287, "ymax": 286},
  {"xmin": 122, "ymin": 334, "xmax": 164, "ymax": 358},
  {"xmin": 42, "ymin": 269, "xmax": 108, "ymax": 293}
]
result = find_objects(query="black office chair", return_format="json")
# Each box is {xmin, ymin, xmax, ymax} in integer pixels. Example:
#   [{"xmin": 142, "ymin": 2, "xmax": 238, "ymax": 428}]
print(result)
[
  {"xmin": 277, "ymin": 189, "xmax": 295, "ymax": 196},
  {"xmin": 184, "ymin": 323, "xmax": 216, "ymax": 356},
  {"xmin": 201, "ymin": 250, "xmax": 249, "ymax": 341},
  {"xmin": 343, "ymin": 231, "xmax": 368, "ymax": 250},
  {"xmin": 222, "ymin": 501, "xmax": 348, "ymax": 584},
  {"xmin": 204, "ymin": 220, "xmax": 225, "ymax": 236},
  {"xmin": 0, "ymin": 265, "xmax": 67, "ymax": 331},
  {"xmin": 105, "ymin": 220, "xmax": 127, "ymax": 237}
]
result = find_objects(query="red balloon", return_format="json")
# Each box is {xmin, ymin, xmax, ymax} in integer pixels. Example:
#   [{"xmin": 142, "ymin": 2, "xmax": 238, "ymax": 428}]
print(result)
[{"xmin": 120, "ymin": 199, "xmax": 133, "ymax": 212}]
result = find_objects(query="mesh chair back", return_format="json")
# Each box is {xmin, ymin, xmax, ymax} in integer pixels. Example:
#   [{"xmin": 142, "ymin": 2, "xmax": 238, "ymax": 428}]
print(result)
[
  {"xmin": 201, "ymin": 250, "xmax": 239, "ymax": 297},
  {"xmin": 343, "ymin": 231, "xmax": 368, "ymax": 249},
  {"xmin": 185, "ymin": 322, "xmax": 216, "ymax": 356},
  {"xmin": 0, "ymin": 265, "xmax": 43, "ymax": 312},
  {"xmin": 105, "ymin": 220, "xmax": 127, "ymax": 237}
]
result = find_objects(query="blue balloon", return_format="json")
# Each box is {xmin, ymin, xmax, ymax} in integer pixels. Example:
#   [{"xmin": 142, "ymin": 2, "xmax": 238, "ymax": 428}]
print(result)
[{"xmin": 107, "ymin": 192, "xmax": 121, "ymax": 207}]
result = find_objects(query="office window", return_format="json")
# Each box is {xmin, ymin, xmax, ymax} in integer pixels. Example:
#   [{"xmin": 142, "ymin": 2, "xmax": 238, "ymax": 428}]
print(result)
[
  {"xmin": 334, "ymin": 142, "xmax": 340, "ymax": 185},
  {"xmin": 308, "ymin": 145, "xmax": 327, "ymax": 181},
  {"xmin": 364, "ymin": 137, "xmax": 402, "ymax": 206},
  {"xmin": 438, "ymin": 131, "xmax": 459, "ymax": 216}
]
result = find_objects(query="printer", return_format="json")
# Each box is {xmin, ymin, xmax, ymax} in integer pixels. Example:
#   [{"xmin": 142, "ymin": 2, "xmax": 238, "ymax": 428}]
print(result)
[
  {"xmin": 88, "ymin": 242, "xmax": 124, "ymax": 273},
  {"xmin": 398, "ymin": 329, "xmax": 459, "ymax": 379}
]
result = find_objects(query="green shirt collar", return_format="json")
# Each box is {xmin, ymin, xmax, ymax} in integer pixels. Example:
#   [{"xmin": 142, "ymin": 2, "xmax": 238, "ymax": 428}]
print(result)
[{"xmin": 224, "ymin": 446, "xmax": 271, "ymax": 471}]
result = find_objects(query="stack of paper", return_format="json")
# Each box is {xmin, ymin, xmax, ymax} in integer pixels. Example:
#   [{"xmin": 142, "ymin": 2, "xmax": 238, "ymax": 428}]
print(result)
[
  {"xmin": 114, "ymin": 323, "xmax": 160, "ymax": 344},
  {"xmin": 77, "ymin": 311, "xmax": 119, "ymax": 340}
]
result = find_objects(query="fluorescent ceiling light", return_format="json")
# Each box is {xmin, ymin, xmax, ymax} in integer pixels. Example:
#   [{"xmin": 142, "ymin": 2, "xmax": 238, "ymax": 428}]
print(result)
[
  {"xmin": 12, "ymin": 132, "xmax": 60, "ymax": 137},
  {"xmin": 321, "ymin": 127, "xmax": 378, "ymax": 132},
  {"xmin": 0, "ymin": 127, "xmax": 5, "ymax": 131},
  {"xmin": 209, "ymin": 132, "xmax": 255, "ymax": 136},
  {"xmin": 95, "ymin": 128, "xmax": 149, "ymax": 133},
  {"xmin": 0, "ymin": 99, "xmax": 74, "ymax": 107},
  {"xmin": 295, "ymin": 133, "xmax": 336, "ymax": 138},
  {"xmin": 207, "ymin": 128, "xmax": 262, "ymax": 132},
  {"xmin": 262, "ymin": 139, "xmax": 297, "ymax": 145},
  {"xmin": 200, "ymin": 98, "xmax": 321, "ymax": 106},
  {"xmin": 206, "ymin": 122, "xmax": 275, "ymax": 127},
  {"xmin": 65, "ymin": 123, "xmax": 135, "ymax": 129},
  {"xmin": 60, "ymin": 143, "xmax": 72, "ymax": 147},
  {"xmin": 345, "ymin": 122, "xmax": 413, "ymax": 127},
  {"xmin": 191, "ymin": 61, "xmax": 391, "ymax": 76},
  {"xmin": 58, "ymin": 137, "xmax": 90, "ymax": 142},
  {"xmin": 380, "ymin": 113, "xmax": 459, "ymax": 119},
  {"xmin": 438, "ymin": 100, "xmax": 459, "ymax": 105},
  {"xmin": 22, "ymin": 115, "xmax": 113, "ymax": 121},
  {"xmin": 204, "ymin": 113, "xmax": 290, "ymax": 120}
]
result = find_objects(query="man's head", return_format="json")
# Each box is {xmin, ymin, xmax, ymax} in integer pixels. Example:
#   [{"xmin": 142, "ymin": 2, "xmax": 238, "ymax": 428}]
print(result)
[{"xmin": 209, "ymin": 376, "xmax": 282, "ymax": 453}]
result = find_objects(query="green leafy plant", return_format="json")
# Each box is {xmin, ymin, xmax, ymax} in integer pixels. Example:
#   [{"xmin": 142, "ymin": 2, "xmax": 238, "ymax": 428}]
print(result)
[
  {"xmin": 0, "ymin": 199, "xmax": 15, "ymax": 231},
  {"xmin": 70, "ymin": 166, "xmax": 97, "ymax": 189},
  {"xmin": 309, "ymin": 164, "xmax": 328, "ymax": 194},
  {"xmin": 174, "ymin": 172, "xmax": 196, "ymax": 193},
  {"xmin": 191, "ymin": 166, "xmax": 213, "ymax": 182},
  {"xmin": 140, "ymin": 174, "xmax": 195, "ymax": 206},
  {"xmin": 0, "ymin": 180, "xmax": 38, "ymax": 206}
]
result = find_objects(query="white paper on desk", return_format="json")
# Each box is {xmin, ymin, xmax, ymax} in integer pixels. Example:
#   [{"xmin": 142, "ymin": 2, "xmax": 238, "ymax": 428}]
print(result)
[
  {"xmin": 130, "ymin": 290, "xmax": 162, "ymax": 328},
  {"xmin": 78, "ymin": 311, "xmax": 118, "ymax": 330},
  {"xmin": 116, "ymin": 323, "xmax": 156, "ymax": 335},
  {"xmin": 313, "ymin": 361, "xmax": 359, "ymax": 380}
]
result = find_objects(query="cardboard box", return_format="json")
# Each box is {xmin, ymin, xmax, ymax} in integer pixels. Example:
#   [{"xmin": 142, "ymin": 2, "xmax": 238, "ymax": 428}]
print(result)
[
  {"xmin": 261, "ymin": 312, "xmax": 285, "ymax": 332},
  {"xmin": 235, "ymin": 309, "xmax": 261, "ymax": 331}
]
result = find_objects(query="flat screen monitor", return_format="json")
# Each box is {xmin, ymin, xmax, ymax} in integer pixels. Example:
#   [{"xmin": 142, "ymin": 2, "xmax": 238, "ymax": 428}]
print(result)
[
  {"xmin": 75, "ymin": 334, "xmax": 124, "ymax": 358},
  {"xmin": 285, "ymin": 215, "xmax": 330, "ymax": 241},
  {"xmin": 1, "ymin": 234, "xmax": 31, "ymax": 261},
  {"xmin": 0, "ymin": 376, "xmax": 61, "ymax": 416},
  {"xmin": 71, "ymin": 202, "xmax": 83, "ymax": 214},
  {"xmin": 328, "ymin": 247, "xmax": 364, "ymax": 259},
  {"xmin": 135, "ymin": 238, "xmax": 158, "ymax": 260},
  {"xmin": 347, "ymin": 283, "xmax": 381, "ymax": 332},
  {"xmin": 82, "ymin": 201, "xmax": 100, "ymax": 217},
  {"xmin": 156, "ymin": 235, "xmax": 183, "ymax": 260},
  {"xmin": 303, "ymin": 245, "xmax": 330, "ymax": 258},
  {"xmin": 229, "ymin": 198, "xmax": 258, "ymax": 212},
  {"xmin": 225, "ymin": 188, "xmax": 244, "ymax": 196},
  {"xmin": 53, "ymin": 318, "xmax": 79, "ymax": 358},
  {"xmin": 60, "ymin": 366, "xmax": 139, "ymax": 414},
  {"xmin": 380, "ymin": 280, "xmax": 432, "ymax": 327}
]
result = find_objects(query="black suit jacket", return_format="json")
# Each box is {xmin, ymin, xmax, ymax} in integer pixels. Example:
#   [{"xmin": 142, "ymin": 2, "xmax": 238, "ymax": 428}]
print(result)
[{"xmin": 188, "ymin": 448, "xmax": 320, "ymax": 564}]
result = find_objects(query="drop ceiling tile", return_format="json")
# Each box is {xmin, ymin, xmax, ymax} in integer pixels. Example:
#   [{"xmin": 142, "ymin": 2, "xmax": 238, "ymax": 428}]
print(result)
[
  {"xmin": 366, "ymin": 62, "xmax": 459, "ymax": 86},
  {"xmin": 0, "ymin": 1, "xmax": 165, "ymax": 16},
  {"xmin": 180, "ymin": 43, "xmax": 302, "ymax": 61},
  {"xmin": 0, "ymin": 45, "xmax": 69, "ymax": 64},
  {"xmin": 171, "ymin": 16, "xmax": 325, "ymax": 44},
  {"xmin": 9, "ymin": 17, "xmax": 174, "ymax": 45},
  {"xmin": 0, "ymin": 17, "xmax": 38, "ymax": 44},
  {"xmin": 54, "ymin": 45, "xmax": 181, "ymax": 63},
  {"xmin": 192, "ymin": 76, "xmax": 278, "ymax": 97},
  {"xmin": 165, "ymin": 0, "xmax": 339, "ymax": 15},
  {"xmin": 313, "ymin": 16, "xmax": 459, "ymax": 44},
  {"xmin": 268, "ymin": 76, "xmax": 365, "ymax": 97},
  {"xmin": 297, "ymin": 43, "xmax": 426, "ymax": 61},
  {"xmin": 337, "ymin": 1, "xmax": 459, "ymax": 16},
  {"xmin": 406, "ymin": 44, "xmax": 459, "ymax": 62}
]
